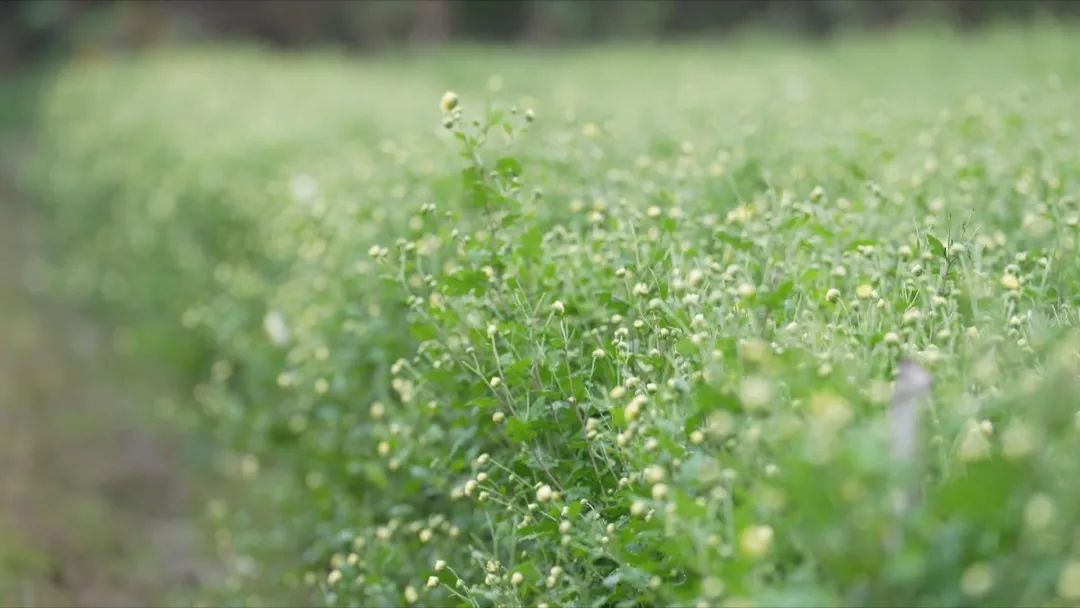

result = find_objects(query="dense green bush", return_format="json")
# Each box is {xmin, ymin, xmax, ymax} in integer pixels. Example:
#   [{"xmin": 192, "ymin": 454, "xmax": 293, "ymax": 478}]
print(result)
[{"xmin": 26, "ymin": 27, "xmax": 1080, "ymax": 606}]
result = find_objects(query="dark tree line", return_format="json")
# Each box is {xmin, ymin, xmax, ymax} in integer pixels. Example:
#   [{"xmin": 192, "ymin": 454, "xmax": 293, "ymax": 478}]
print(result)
[{"xmin": 3, "ymin": 0, "xmax": 1079, "ymax": 71}]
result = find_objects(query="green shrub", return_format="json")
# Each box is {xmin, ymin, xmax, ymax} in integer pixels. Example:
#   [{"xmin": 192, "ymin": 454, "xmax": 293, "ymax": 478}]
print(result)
[{"xmin": 26, "ymin": 28, "xmax": 1080, "ymax": 606}]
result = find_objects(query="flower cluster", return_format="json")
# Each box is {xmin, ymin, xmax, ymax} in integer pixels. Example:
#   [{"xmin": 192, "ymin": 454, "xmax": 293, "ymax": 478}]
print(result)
[{"xmin": 27, "ymin": 33, "xmax": 1080, "ymax": 607}]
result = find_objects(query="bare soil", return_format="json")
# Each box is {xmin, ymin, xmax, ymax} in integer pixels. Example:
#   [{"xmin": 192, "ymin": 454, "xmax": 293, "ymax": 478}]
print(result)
[{"xmin": 0, "ymin": 161, "xmax": 221, "ymax": 606}]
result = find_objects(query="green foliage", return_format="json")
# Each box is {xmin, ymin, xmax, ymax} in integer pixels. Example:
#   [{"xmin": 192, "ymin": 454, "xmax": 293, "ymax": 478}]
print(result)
[{"xmin": 24, "ymin": 27, "xmax": 1080, "ymax": 606}]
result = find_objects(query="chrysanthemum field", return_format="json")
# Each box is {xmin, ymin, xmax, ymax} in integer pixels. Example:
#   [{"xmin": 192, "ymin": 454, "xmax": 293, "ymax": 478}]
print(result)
[{"xmin": 19, "ymin": 26, "xmax": 1080, "ymax": 606}]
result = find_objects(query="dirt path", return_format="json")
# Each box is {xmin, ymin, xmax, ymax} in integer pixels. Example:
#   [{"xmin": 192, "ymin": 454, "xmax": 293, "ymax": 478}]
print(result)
[{"xmin": 0, "ymin": 155, "xmax": 221, "ymax": 605}]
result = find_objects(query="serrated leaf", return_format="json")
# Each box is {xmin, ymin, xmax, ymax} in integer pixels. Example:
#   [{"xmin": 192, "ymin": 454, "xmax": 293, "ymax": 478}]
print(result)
[{"xmin": 506, "ymin": 417, "xmax": 537, "ymax": 442}]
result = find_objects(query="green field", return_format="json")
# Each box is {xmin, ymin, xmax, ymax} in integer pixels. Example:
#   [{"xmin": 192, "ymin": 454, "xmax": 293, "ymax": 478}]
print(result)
[{"xmin": 15, "ymin": 25, "xmax": 1080, "ymax": 606}]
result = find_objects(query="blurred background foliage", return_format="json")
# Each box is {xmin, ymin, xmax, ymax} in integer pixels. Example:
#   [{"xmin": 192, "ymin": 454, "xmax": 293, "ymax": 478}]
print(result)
[{"xmin": 3, "ymin": 0, "xmax": 1080, "ymax": 72}]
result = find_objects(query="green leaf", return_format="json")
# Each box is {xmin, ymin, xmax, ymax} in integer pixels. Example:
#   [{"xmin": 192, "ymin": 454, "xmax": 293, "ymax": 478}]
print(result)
[
  {"xmin": 409, "ymin": 322, "xmax": 437, "ymax": 341},
  {"xmin": 504, "ymin": 357, "xmax": 534, "ymax": 383},
  {"xmin": 496, "ymin": 156, "xmax": 523, "ymax": 178},
  {"xmin": 714, "ymin": 230, "xmax": 754, "ymax": 252},
  {"xmin": 934, "ymin": 458, "xmax": 1023, "ymax": 525},
  {"xmin": 694, "ymin": 382, "xmax": 740, "ymax": 414},
  {"xmin": 467, "ymin": 396, "xmax": 499, "ymax": 411},
  {"xmin": 926, "ymin": 233, "xmax": 946, "ymax": 259},
  {"xmin": 461, "ymin": 166, "xmax": 489, "ymax": 208},
  {"xmin": 763, "ymin": 279, "xmax": 794, "ymax": 309},
  {"xmin": 506, "ymin": 417, "xmax": 537, "ymax": 442},
  {"xmin": 444, "ymin": 268, "xmax": 488, "ymax": 296},
  {"xmin": 519, "ymin": 225, "xmax": 544, "ymax": 260}
]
